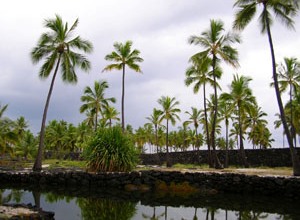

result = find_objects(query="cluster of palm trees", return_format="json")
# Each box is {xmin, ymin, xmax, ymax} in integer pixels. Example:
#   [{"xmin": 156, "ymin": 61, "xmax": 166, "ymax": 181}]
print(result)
[
  {"xmin": 1, "ymin": 1, "xmax": 300, "ymax": 175},
  {"xmin": 0, "ymin": 104, "xmax": 36, "ymax": 160}
]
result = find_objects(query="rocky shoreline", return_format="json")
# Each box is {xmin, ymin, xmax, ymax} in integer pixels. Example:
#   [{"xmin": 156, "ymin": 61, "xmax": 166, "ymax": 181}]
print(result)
[{"xmin": 0, "ymin": 169, "xmax": 299, "ymax": 199}]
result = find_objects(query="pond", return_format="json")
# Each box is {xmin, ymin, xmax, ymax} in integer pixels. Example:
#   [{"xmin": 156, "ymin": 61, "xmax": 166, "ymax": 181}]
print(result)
[{"xmin": 1, "ymin": 186, "xmax": 300, "ymax": 220}]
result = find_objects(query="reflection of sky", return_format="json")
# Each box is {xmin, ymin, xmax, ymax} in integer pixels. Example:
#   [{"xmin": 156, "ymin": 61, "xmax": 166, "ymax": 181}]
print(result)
[
  {"xmin": 0, "ymin": 190, "xmax": 291, "ymax": 220},
  {"xmin": 40, "ymin": 197, "xmax": 81, "ymax": 220}
]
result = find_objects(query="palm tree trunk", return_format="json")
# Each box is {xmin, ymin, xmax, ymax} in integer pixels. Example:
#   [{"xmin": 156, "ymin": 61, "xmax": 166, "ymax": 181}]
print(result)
[
  {"xmin": 238, "ymin": 103, "xmax": 249, "ymax": 168},
  {"xmin": 33, "ymin": 55, "xmax": 61, "ymax": 171},
  {"xmin": 94, "ymin": 109, "xmax": 98, "ymax": 131},
  {"xmin": 155, "ymin": 125, "xmax": 159, "ymax": 153},
  {"xmin": 264, "ymin": 4, "xmax": 300, "ymax": 176},
  {"xmin": 166, "ymin": 119, "xmax": 171, "ymax": 167},
  {"xmin": 121, "ymin": 64, "xmax": 125, "ymax": 132},
  {"xmin": 211, "ymin": 56, "xmax": 223, "ymax": 169},
  {"xmin": 203, "ymin": 82, "xmax": 212, "ymax": 167},
  {"xmin": 290, "ymin": 85, "xmax": 297, "ymax": 148},
  {"xmin": 225, "ymin": 119, "xmax": 229, "ymax": 168}
]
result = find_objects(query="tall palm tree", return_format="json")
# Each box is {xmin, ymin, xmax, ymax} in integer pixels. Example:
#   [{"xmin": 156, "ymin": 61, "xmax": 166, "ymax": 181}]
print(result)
[
  {"xmin": 158, "ymin": 96, "xmax": 181, "ymax": 167},
  {"xmin": 102, "ymin": 40, "xmax": 143, "ymax": 132},
  {"xmin": 80, "ymin": 80, "xmax": 116, "ymax": 131},
  {"xmin": 233, "ymin": 0, "xmax": 300, "ymax": 175},
  {"xmin": 189, "ymin": 19, "xmax": 240, "ymax": 168},
  {"xmin": 146, "ymin": 108, "xmax": 163, "ymax": 153},
  {"xmin": 30, "ymin": 15, "xmax": 93, "ymax": 171},
  {"xmin": 185, "ymin": 56, "xmax": 216, "ymax": 166},
  {"xmin": 221, "ymin": 74, "xmax": 256, "ymax": 167}
]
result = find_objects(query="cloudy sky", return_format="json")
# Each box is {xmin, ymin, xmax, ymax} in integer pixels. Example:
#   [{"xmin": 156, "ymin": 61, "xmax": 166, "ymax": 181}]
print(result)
[{"xmin": 0, "ymin": 0, "xmax": 299, "ymax": 148}]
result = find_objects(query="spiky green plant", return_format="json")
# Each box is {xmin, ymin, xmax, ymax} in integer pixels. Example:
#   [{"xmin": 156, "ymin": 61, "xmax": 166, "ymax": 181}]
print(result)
[{"xmin": 84, "ymin": 126, "xmax": 139, "ymax": 172}]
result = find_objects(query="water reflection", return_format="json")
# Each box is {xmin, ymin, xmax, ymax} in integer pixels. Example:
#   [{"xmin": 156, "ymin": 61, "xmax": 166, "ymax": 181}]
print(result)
[
  {"xmin": 77, "ymin": 198, "xmax": 136, "ymax": 220},
  {"xmin": 0, "ymin": 187, "xmax": 299, "ymax": 220}
]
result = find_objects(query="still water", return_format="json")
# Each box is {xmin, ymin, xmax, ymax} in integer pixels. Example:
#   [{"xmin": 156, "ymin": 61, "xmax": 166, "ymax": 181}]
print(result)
[{"xmin": 1, "ymin": 187, "xmax": 299, "ymax": 220}]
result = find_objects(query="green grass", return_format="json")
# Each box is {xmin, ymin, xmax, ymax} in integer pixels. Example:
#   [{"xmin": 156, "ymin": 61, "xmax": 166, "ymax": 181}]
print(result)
[
  {"xmin": 42, "ymin": 159, "xmax": 86, "ymax": 169},
  {"xmin": 172, "ymin": 163, "xmax": 210, "ymax": 169}
]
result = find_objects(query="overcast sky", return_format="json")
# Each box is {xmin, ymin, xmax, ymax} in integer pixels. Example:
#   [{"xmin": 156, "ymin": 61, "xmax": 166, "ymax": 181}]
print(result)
[{"xmin": 0, "ymin": 0, "xmax": 300, "ymax": 148}]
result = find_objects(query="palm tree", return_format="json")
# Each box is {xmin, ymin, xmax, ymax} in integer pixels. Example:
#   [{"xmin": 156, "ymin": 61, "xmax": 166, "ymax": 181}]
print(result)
[
  {"xmin": 221, "ymin": 74, "xmax": 256, "ymax": 167},
  {"xmin": 0, "ymin": 106, "xmax": 17, "ymax": 156},
  {"xmin": 272, "ymin": 57, "xmax": 300, "ymax": 147},
  {"xmin": 185, "ymin": 56, "xmax": 215, "ymax": 166},
  {"xmin": 14, "ymin": 116, "xmax": 28, "ymax": 139},
  {"xmin": 146, "ymin": 108, "xmax": 163, "ymax": 153},
  {"xmin": 44, "ymin": 120, "xmax": 68, "ymax": 158},
  {"xmin": 185, "ymin": 107, "xmax": 202, "ymax": 149},
  {"xmin": 219, "ymin": 95, "xmax": 234, "ymax": 167},
  {"xmin": 233, "ymin": 0, "xmax": 300, "ymax": 175},
  {"xmin": 102, "ymin": 40, "xmax": 143, "ymax": 132},
  {"xmin": 245, "ymin": 106, "xmax": 268, "ymax": 149},
  {"xmin": 30, "ymin": 15, "xmax": 93, "ymax": 171},
  {"xmin": 0, "ymin": 103, "xmax": 8, "ymax": 118},
  {"xmin": 158, "ymin": 96, "xmax": 181, "ymax": 167},
  {"xmin": 80, "ymin": 80, "xmax": 116, "ymax": 131},
  {"xmin": 189, "ymin": 19, "xmax": 240, "ymax": 168},
  {"xmin": 15, "ymin": 130, "xmax": 38, "ymax": 160},
  {"xmin": 102, "ymin": 106, "xmax": 120, "ymax": 128}
]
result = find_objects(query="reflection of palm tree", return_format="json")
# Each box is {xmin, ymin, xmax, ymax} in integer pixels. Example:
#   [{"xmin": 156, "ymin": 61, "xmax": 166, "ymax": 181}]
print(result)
[
  {"xmin": 235, "ymin": 210, "xmax": 268, "ymax": 220},
  {"xmin": 142, "ymin": 207, "xmax": 165, "ymax": 220},
  {"xmin": 1, "ymin": 189, "xmax": 23, "ymax": 204},
  {"xmin": 193, "ymin": 207, "xmax": 198, "ymax": 220},
  {"xmin": 203, "ymin": 207, "xmax": 218, "ymax": 220},
  {"xmin": 77, "ymin": 198, "xmax": 136, "ymax": 220},
  {"xmin": 33, "ymin": 191, "xmax": 41, "ymax": 209}
]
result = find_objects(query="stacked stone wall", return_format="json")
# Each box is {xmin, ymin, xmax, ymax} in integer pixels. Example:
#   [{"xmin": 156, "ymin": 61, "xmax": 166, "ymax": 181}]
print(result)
[
  {"xmin": 0, "ymin": 170, "xmax": 299, "ymax": 199},
  {"xmin": 140, "ymin": 148, "xmax": 300, "ymax": 167}
]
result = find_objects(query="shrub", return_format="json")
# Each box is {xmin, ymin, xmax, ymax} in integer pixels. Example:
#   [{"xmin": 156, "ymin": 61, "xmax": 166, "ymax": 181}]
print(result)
[{"xmin": 83, "ymin": 126, "xmax": 139, "ymax": 172}]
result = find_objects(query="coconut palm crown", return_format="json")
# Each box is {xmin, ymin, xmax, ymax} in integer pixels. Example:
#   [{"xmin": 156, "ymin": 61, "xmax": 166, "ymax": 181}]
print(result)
[{"xmin": 102, "ymin": 40, "xmax": 143, "ymax": 132}]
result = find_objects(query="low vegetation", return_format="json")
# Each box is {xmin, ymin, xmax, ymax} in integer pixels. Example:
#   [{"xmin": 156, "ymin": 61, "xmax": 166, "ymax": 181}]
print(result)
[{"xmin": 83, "ymin": 126, "xmax": 139, "ymax": 172}]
